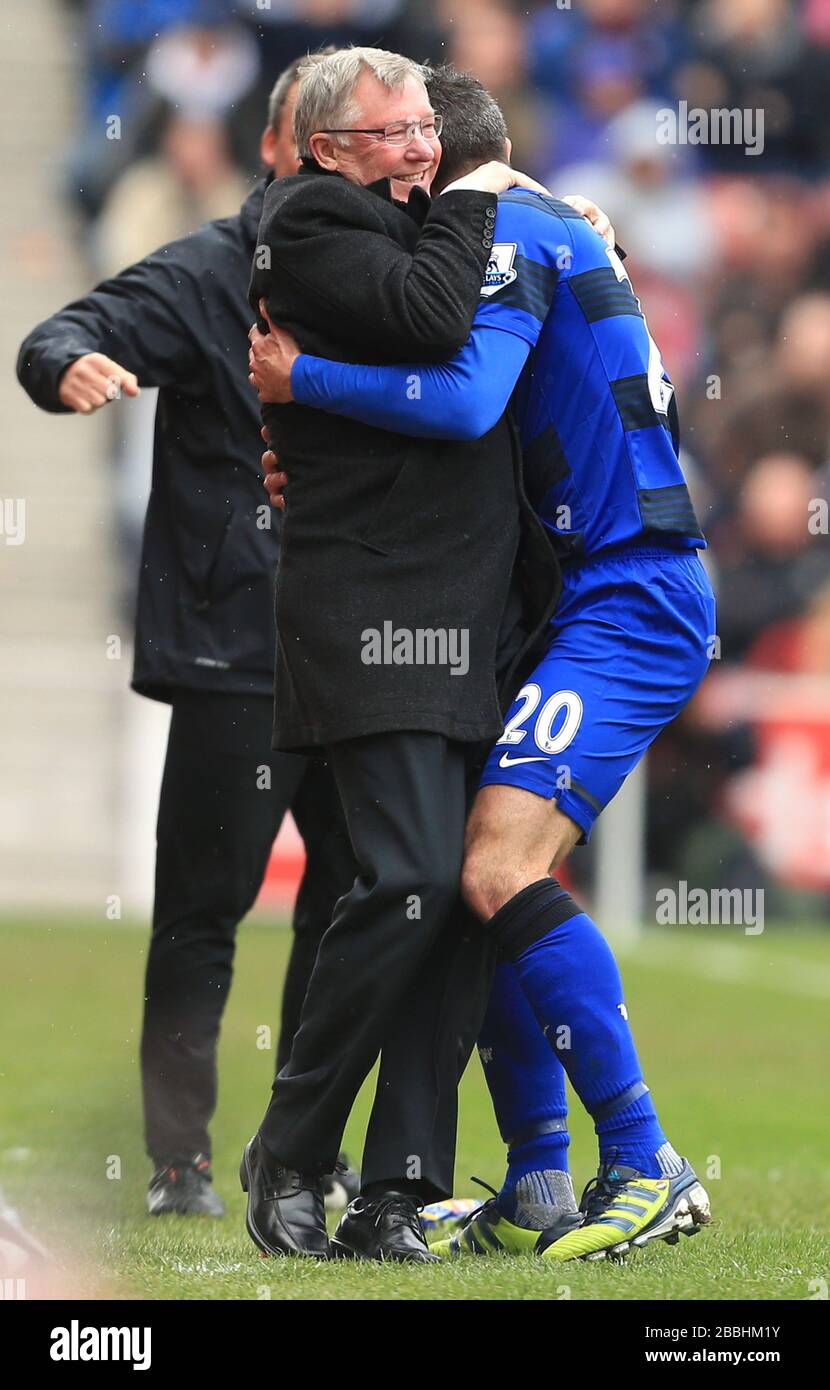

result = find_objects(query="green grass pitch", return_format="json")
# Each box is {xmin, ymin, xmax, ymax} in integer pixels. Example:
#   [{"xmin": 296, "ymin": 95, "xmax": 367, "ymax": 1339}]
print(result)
[{"xmin": 1, "ymin": 916, "xmax": 828, "ymax": 1301}]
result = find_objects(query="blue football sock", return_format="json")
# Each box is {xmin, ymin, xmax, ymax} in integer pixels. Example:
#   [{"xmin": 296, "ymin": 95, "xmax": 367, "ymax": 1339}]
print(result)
[
  {"xmin": 496, "ymin": 881, "xmax": 672, "ymax": 1179},
  {"xmin": 478, "ymin": 963, "xmax": 575, "ymax": 1227}
]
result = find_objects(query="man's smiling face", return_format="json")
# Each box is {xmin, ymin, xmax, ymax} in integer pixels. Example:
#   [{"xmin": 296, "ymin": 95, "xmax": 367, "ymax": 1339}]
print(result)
[{"xmin": 311, "ymin": 71, "xmax": 441, "ymax": 202}]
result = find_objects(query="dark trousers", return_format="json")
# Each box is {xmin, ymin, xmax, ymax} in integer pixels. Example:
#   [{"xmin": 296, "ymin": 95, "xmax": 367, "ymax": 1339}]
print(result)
[
  {"xmin": 258, "ymin": 730, "xmax": 495, "ymax": 1203},
  {"xmin": 141, "ymin": 690, "xmax": 354, "ymax": 1166},
  {"xmin": 276, "ymin": 757, "xmax": 358, "ymax": 1070}
]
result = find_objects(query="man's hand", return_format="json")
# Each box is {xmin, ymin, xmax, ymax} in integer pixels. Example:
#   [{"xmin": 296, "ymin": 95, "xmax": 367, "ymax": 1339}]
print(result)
[
  {"xmin": 561, "ymin": 194, "xmax": 616, "ymax": 249},
  {"xmin": 248, "ymin": 301, "xmax": 301, "ymax": 404},
  {"xmin": 58, "ymin": 353, "xmax": 140, "ymax": 413},
  {"xmin": 441, "ymin": 161, "xmax": 551, "ymax": 198},
  {"xmin": 261, "ymin": 426, "xmax": 288, "ymax": 511}
]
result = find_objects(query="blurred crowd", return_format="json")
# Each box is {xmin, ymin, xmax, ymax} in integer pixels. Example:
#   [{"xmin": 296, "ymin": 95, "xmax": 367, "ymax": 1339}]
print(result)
[{"xmin": 55, "ymin": 0, "xmax": 830, "ymax": 910}]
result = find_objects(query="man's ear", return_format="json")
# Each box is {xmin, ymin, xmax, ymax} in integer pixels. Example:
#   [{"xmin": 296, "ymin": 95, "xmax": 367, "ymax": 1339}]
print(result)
[
  {"xmin": 308, "ymin": 132, "xmax": 339, "ymax": 171},
  {"xmin": 504, "ymin": 136, "xmax": 513, "ymax": 163},
  {"xmin": 260, "ymin": 125, "xmax": 277, "ymax": 170}
]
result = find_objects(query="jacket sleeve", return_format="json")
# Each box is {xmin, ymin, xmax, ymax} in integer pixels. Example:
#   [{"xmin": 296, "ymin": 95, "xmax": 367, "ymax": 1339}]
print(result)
[
  {"xmin": 16, "ymin": 244, "xmax": 204, "ymax": 413},
  {"xmin": 253, "ymin": 180, "xmax": 496, "ymax": 364}
]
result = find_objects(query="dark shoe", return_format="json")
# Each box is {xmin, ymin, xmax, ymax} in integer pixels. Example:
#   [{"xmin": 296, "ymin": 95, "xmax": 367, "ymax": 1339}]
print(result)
[
  {"xmin": 323, "ymin": 1152, "xmax": 361, "ymax": 1213},
  {"xmin": 147, "ymin": 1153, "xmax": 225, "ymax": 1217},
  {"xmin": 330, "ymin": 1192, "xmax": 440, "ymax": 1263},
  {"xmin": 239, "ymin": 1134, "xmax": 328, "ymax": 1258}
]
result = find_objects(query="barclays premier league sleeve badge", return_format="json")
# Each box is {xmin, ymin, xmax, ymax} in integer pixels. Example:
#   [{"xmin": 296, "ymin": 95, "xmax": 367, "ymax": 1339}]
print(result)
[{"xmin": 480, "ymin": 243, "xmax": 518, "ymax": 298}]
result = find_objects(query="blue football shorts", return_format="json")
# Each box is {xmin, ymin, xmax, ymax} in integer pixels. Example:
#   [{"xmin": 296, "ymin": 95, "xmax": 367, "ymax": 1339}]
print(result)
[{"xmin": 480, "ymin": 546, "xmax": 717, "ymax": 841}]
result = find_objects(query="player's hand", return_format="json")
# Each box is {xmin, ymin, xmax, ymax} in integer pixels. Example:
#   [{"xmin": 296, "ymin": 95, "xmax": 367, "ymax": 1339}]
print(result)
[
  {"xmin": 248, "ymin": 301, "xmax": 300, "ymax": 404},
  {"xmin": 261, "ymin": 425, "xmax": 288, "ymax": 511},
  {"xmin": 441, "ymin": 161, "xmax": 551, "ymax": 198},
  {"xmin": 560, "ymin": 194, "xmax": 616, "ymax": 248},
  {"xmin": 58, "ymin": 353, "xmax": 140, "ymax": 413}
]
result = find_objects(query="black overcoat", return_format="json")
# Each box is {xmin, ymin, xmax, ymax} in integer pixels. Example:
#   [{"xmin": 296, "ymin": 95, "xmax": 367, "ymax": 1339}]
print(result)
[{"xmin": 250, "ymin": 163, "xmax": 558, "ymax": 750}]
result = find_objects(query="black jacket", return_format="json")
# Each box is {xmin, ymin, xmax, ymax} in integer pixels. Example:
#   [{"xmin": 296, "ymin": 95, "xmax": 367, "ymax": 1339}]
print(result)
[
  {"xmin": 16, "ymin": 179, "xmax": 277, "ymax": 702},
  {"xmin": 251, "ymin": 164, "xmax": 544, "ymax": 751}
]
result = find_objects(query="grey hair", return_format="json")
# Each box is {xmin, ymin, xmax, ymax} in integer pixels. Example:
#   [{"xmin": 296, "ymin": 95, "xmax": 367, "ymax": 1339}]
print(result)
[
  {"xmin": 294, "ymin": 47, "xmax": 428, "ymax": 158},
  {"xmin": 266, "ymin": 47, "xmax": 337, "ymax": 135}
]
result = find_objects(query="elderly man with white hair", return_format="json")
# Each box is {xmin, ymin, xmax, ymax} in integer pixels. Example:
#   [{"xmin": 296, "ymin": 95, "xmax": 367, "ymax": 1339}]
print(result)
[{"xmin": 239, "ymin": 46, "xmax": 562, "ymax": 1263}]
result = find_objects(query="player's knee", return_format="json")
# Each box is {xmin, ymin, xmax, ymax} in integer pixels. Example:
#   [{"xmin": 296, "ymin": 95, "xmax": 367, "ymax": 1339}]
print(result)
[{"xmin": 461, "ymin": 843, "xmax": 528, "ymax": 923}]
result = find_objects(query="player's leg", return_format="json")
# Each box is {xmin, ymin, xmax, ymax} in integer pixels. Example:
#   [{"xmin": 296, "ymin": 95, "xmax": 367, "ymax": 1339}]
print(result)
[
  {"xmin": 143, "ymin": 690, "xmax": 304, "ymax": 1215},
  {"xmin": 431, "ymin": 960, "xmax": 582, "ymax": 1258},
  {"xmin": 465, "ymin": 782, "xmax": 676, "ymax": 1177},
  {"xmin": 479, "ymin": 963, "xmax": 574, "ymax": 1228},
  {"xmin": 460, "ymin": 551, "xmax": 716, "ymax": 1258}
]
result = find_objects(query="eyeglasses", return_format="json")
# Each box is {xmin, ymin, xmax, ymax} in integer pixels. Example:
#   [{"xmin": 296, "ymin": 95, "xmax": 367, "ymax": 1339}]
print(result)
[{"xmin": 319, "ymin": 114, "xmax": 443, "ymax": 147}]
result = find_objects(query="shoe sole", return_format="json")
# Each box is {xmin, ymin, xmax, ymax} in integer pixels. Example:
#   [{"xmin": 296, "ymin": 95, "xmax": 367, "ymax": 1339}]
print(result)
[
  {"xmin": 580, "ymin": 1180, "xmax": 712, "ymax": 1263},
  {"xmin": 238, "ymin": 1146, "xmax": 329, "ymax": 1260}
]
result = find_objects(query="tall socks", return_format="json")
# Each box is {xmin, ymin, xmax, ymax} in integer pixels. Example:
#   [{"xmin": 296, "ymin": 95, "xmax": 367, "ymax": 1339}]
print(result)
[{"xmin": 491, "ymin": 879, "xmax": 674, "ymax": 1180}]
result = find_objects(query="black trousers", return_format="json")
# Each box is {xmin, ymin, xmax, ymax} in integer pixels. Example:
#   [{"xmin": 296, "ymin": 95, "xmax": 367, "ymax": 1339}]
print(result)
[
  {"xmin": 141, "ymin": 690, "xmax": 355, "ymax": 1166},
  {"xmin": 258, "ymin": 730, "xmax": 496, "ymax": 1203}
]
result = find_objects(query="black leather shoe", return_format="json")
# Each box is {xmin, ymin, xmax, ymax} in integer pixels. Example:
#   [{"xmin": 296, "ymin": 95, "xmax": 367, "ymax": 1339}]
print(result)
[
  {"xmin": 239, "ymin": 1134, "xmax": 328, "ymax": 1258},
  {"xmin": 147, "ymin": 1154, "xmax": 225, "ymax": 1217},
  {"xmin": 330, "ymin": 1192, "xmax": 440, "ymax": 1263}
]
